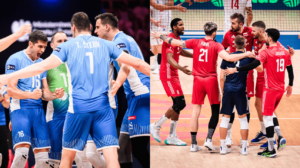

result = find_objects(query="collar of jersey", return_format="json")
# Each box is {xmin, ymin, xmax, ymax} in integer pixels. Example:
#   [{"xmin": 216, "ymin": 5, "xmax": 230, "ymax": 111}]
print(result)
[
  {"xmin": 112, "ymin": 31, "xmax": 123, "ymax": 41},
  {"xmin": 77, "ymin": 34, "xmax": 91, "ymax": 37},
  {"xmin": 23, "ymin": 50, "xmax": 36, "ymax": 63}
]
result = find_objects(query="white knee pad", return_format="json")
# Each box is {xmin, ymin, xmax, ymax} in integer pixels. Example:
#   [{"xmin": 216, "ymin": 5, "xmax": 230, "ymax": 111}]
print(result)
[
  {"xmin": 34, "ymin": 152, "xmax": 49, "ymax": 168},
  {"xmin": 48, "ymin": 159, "xmax": 60, "ymax": 168},
  {"xmin": 263, "ymin": 115, "xmax": 274, "ymax": 128},
  {"xmin": 239, "ymin": 116, "xmax": 249, "ymax": 130},
  {"xmin": 220, "ymin": 116, "xmax": 230, "ymax": 128},
  {"xmin": 11, "ymin": 147, "xmax": 29, "ymax": 168}
]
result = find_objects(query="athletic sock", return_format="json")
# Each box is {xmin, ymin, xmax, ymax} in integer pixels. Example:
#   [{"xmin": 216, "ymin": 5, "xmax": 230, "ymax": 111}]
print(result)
[
  {"xmin": 170, "ymin": 120, "xmax": 178, "ymax": 136},
  {"xmin": 207, "ymin": 129, "xmax": 215, "ymax": 140},
  {"xmin": 242, "ymin": 140, "xmax": 248, "ymax": 149},
  {"xmin": 34, "ymin": 152, "xmax": 49, "ymax": 168},
  {"xmin": 191, "ymin": 132, "xmax": 197, "ymax": 145},
  {"xmin": 220, "ymin": 140, "xmax": 226, "ymax": 150},
  {"xmin": 273, "ymin": 114, "xmax": 282, "ymax": 138},
  {"xmin": 260, "ymin": 122, "xmax": 266, "ymax": 134},
  {"xmin": 155, "ymin": 115, "xmax": 169, "ymax": 127},
  {"xmin": 11, "ymin": 147, "xmax": 29, "ymax": 168}
]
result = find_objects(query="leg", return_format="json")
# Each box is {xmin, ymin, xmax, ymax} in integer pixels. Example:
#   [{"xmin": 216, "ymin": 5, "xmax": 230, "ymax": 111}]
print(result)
[
  {"xmin": 75, "ymin": 146, "xmax": 92, "ymax": 168},
  {"xmin": 252, "ymin": 97, "xmax": 267, "ymax": 144},
  {"xmin": 86, "ymin": 141, "xmax": 106, "ymax": 168},
  {"xmin": 207, "ymin": 104, "xmax": 220, "ymax": 140},
  {"xmin": 118, "ymin": 133, "xmax": 132, "ymax": 168},
  {"xmin": 0, "ymin": 125, "xmax": 9, "ymax": 168},
  {"xmin": 131, "ymin": 137, "xmax": 150, "ymax": 168},
  {"xmin": 226, "ymin": 110, "xmax": 235, "ymax": 148},
  {"xmin": 239, "ymin": 114, "xmax": 249, "ymax": 155},
  {"xmin": 60, "ymin": 149, "xmax": 77, "ymax": 168},
  {"xmin": 11, "ymin": 144, "xmax": 30, "ymax": 168},
  {"xmin": 33, "ymin": 148, "xmax": 50, "ymax": 168},
  {"xmin": 102, "ymin": 148, "xmax": 119, "ymax": 168},
  {"xmin": 219, "ymin": 115, "xmax": 231, "ymax": 155}
]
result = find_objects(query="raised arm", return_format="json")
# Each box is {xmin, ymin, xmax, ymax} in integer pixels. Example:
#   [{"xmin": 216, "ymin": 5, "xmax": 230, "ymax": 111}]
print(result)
[
  {"xmin": 116, "ymin": 52, "xmax": 150, "ymax": 76},
  {"xmin": 151, "ymin": 30, "xmax": 186, "ymax": 48},
  {"xmin": 150, "ymin": 0, "xmax": 187, "ymax": 12},
  {"xmin": 218, "ymin": 50, "xmax": 254, "ymax": 62},
  {"xmin": 224, "ymin": 59, "xmax": 261, "ymax": 75}
]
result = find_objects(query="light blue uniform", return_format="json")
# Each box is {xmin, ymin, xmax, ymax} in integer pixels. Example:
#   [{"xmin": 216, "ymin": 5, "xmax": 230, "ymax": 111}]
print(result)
[
  {"xmin": 52, "ymin": 35, "xmax": 123, "ymax": 151},
  {"xmin": 5, "ymin": 50, "xmax": 50, "ymax": 150},
  {"xmin": 113, "ymin": 32, "xmax": 150, "ymax": 138}
]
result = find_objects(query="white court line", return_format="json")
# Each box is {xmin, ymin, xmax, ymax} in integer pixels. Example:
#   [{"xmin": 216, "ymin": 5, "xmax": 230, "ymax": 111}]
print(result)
[{"xmin": 150, "ymin": 118, "xmax": 300, "ymax": 120}]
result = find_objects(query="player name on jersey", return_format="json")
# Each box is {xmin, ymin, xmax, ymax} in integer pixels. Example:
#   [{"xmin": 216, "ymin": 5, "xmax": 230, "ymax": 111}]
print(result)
[{"xmin": 75, "ymin": 41, "xmax": 100, "ymax": 48}]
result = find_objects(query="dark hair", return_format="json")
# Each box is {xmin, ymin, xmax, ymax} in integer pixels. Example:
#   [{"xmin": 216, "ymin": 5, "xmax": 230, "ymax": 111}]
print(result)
[
  {"xmin": 29, "ymin": 30, "xmax": 48, "ymax": 44},
  {"xmin": 234, "ymin": 35, "xmax": 245, "ymax": 49},
  {"xmin": 252, "ymin": 21, "xmax": 266, "ymax": 29},
  {"xmin": 230, "ymin": 13, "xmax": 244, "ymax": 25},
  {"xmin": 266, "ymin": 28, "xmax": 280, "ymax": 42},
  {"xmin": 204, "ymin": 22, "xmax": 218, "ymax": 36},
  {"xmin": 71, "ymin": 12, "xmax": 91, "ymax": 32},
  {"xmin": 90, "ymin": 24, "xmax": 93, "ymax": 33},
  {"xmin": 95, "ymin": 13, "xmax": 118, "ymax": 29},
  {"xmin": 51, "ymin": 31, "xmax": 66, "ymax": 43},
  {"xmin": 170, "ymin": 18, "xmax": 182, "ymax": 31}
]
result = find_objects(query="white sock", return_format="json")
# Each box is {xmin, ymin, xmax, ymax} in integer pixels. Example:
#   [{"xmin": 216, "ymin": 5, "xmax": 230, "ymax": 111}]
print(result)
[
  {"xmin": 220, "ymin": 139, "xmax": 226, "ymax": 148},
  {"xmin": 34, "ymin": 152, "xmax": 49, "ymax": 168},
  {"xmin": 75, "ymin": 147, "xmax": 92, "ymax": 168},
  {"xmin": 227, "ymin": 123, "xmax": 233, "ymax": 137},
  {"xmin": 242, "ymin": 140, "xmax": 248, "ymax": 149},
  {"xmin": 170, "ymin": 120, "xmax": 178, "ymax": 136},
  {"xmin": 86, "ymin": 142, "xmax": 106, "ymax": 168},
  {"xmin": 155, "ymin": 115, "xmax": 169, "ymax": 127},
  {"xmin": 11, "ymin": 147, "xmax": 29, "ymax": 168},
  {"xmin": 48, "ymin": 159, "xmax": 60, "ymax": 168},
  {"xmin": 260, "ymin": 122, "xmax": 266, "ymax": 134}
]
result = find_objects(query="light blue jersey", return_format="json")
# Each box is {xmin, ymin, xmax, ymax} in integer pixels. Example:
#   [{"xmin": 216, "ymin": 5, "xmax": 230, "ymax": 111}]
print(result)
[
  {"xmin": 5, "ymin": 50, "xmax": 47, "ymax": 112},
  {"xmin": 113, "ymin": 32, "xmax": 150, "ymax": 97},
  {"xmin": 52, "ymin": 35, "xmax": 123, "ymax": 113}
]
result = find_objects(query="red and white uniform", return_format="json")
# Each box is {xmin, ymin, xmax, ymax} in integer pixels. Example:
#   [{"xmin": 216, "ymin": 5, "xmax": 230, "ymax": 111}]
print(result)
[
  {"xmin": 185, "ymin": 38, "xmax": 223, "ymax": 105},
  {"xmin": 256, "ymin": 46, "xmax": 291, "ymax": 116},
  {"xmin": 223, "ymin": 0, "xmax": 252, "ymax": 33},
  {"xmin": 160, "ymin": 32, "xmax": 183, "ymax": 97},
  {"xmin": 254, "ymin": 40, "xmax": 285, "ymax": 98},
  {"xmin": 222, "ymin": 26, "xmax": 254, "ymax": 97}
]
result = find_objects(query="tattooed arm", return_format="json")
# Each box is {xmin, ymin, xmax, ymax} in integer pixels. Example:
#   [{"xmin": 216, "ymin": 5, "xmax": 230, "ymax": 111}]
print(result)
[
  {"xmin": 246, "ymin": 7, "xmax": 253, "ymax": 27},
  {"xmin": 157, "ymin": 34, "xmax": 187, "ymax": 48}
]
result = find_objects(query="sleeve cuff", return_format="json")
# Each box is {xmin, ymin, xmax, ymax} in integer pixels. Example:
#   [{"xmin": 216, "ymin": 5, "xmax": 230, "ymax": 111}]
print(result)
[
  {"xmin": 52, "ymin": 54, "xmax": 64, "ymax": 63},
  {"xmin": 115, "ymin": 51, "xmax": 125, "ymax": 61}
]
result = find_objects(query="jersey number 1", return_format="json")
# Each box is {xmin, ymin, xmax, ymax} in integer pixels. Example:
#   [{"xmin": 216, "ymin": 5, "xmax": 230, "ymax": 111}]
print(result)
[
  {"xmin": 86, "ymin": 52, "xmax": 94, "ymax": 74},
  {"xmin": 276, "ymin": 59, "xmax": 284, "ymax": 72},
  {"xmin": 231, "ymin": 0, "xmax": 239, "ymax": 9}
]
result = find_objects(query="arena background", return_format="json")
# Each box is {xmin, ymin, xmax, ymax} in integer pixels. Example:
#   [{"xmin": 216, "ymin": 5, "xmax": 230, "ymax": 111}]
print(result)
[
  {"xmin": 0, "ymin": 0, "xmax": 149, "ymax": 167},
  {"xmin": 150, "ymin": 0, "xmax": 300, "ymax": 167}
]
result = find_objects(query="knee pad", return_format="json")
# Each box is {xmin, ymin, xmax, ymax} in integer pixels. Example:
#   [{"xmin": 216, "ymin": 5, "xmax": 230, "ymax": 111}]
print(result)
[
  {"xmin": 263, "ymin": 115, "xmax": 274, "ymax": 128},
  {"xmin": 118, "ymin": 133, "xmax": 132, "ymax": 163},
  {"xmin": 11, "ymin": 147, "xmax": 29, "ymax": 168},
  {"xmin": 172, "ymin": 96, "xmax": 186, "ymax": 114},
  {"xmin": 220, "ymin": 116, "xmax": 230, "ymax": 128},
  {"xmin": 34, "ymin": 152, "xmax": 49, "ymax": 168},
  {"xmin": 239, "ymin": 116, "xmax": 249, "ymax": 130}
]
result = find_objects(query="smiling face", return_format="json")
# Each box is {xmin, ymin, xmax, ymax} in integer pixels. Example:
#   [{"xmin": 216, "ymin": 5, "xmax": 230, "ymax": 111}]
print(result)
[{"xmin": 28, "ymin": 40, "xmax": 47, "ymax": 60}]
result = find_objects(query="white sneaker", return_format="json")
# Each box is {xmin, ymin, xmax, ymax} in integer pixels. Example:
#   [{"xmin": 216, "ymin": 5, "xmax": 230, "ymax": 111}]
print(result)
[
  {"xmin": 190, "ymin": 144, "xmax": 201, "ymax": 152},
  {"xmin": 220, "ymin": 146, "xmax": 231, "ymax": 155},
  {"xmin": 240, "ymin": 139, "xmax": 249, "ymax": 148},
  {"xmin": 204, "ymin": 139, "xmax": 216, "ymax": 151},
  {"xmin": 240, "ymin": 146, "xmax": 248, "ymax": 155},
  {"xmin": 152, "ymin": 67, "xmax": 160, "ymax": 74},
  {"xmin": 225, "ymin": 134, "xmax": 233, "ymax": 148},
  {"xmin": 151, "ymin": 56, "xmax": 158, "ymax": 71},
  {"xmin": 164, "ymin": 135, "xmax": 187, "ymax": 146},
  {"xmin": 150, "ymin": 123, "xmax": 161, "ymax": 143}
]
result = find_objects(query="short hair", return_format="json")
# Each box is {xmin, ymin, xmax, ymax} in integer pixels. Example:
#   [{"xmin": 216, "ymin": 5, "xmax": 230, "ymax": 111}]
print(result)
[
  {"xmin": 71, "ymin": 12, "xmax": 91, "ymax": 32},
  {"xmin": 95, "ymin": 13, "xmax": 118, "ymax": 29},
  {"xmin": 266, "ymin": 28, "xmax": 280, "ymax": 42},
  {"xmin": 51, "ymin": 31, "xmax": 66, "ymax": 43},
  {"xmin": 204, "ymin": 22, "xmax": 218, "ymax": 36},
  {"xmin": 230, "ymin": 13, "xmax": 244, "ymax": 25},
  {"xmin": 252, "ymin": 21, "xmax": 266, "ymax": 29},
  {"xmin": 170, "ymin": 18, "xmax": 182, "ymax": 31},
  {"xmin": 234, "ymin": 35, "xmax": 245, "ymax": 49},
  {"xmin": 29, "ymin": 30, "xmax": 48, "ymax": 44},
  {"xmin": 90, "ymin": 24, "xmax": 93, "ymax": 33}
]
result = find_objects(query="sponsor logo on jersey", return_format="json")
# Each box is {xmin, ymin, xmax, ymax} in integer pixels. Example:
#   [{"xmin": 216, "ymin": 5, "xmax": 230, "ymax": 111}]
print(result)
[
  {"xmin": 117, "ymin": 43, "xmax": 126, "ymax": 48},
  {"xmin": 54, "ymin": 47, "xmax": 61, "ymax": 52},
  {"xmin": 243, "ymin": 32, "xmax": 248, "ymax": 36},
  {"xmin": 7, "ymin": 64, "xmax": 15, "ymax": 70},
  {"xmin": 276, "ymin": 51, "xmax": 285, "ymax": 56},
  {"xmin": 128, "ymin": 116, "xmax": 136, "ymax": 120},
  {"xmin": 18, "ymin": 131, "xmax": 24, "ymax": 137},
  {"xmin": 231, "ymin": 35, "xmax": 235, "ymax": 39}
]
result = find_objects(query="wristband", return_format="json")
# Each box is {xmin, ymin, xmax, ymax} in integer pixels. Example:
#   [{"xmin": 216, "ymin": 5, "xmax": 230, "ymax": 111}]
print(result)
[{"xmin": 168, "ymin": 38, "xmax": 174, "ymax": 44}]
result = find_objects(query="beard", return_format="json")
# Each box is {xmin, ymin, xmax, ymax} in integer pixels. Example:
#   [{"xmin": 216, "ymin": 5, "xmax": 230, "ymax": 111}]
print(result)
[
  {"xmin": 178, "ymin": 29, "xmax": 184, "ymax": 35},
  {"xmin": 266, "ymin": 40, "xmax": 269, "ymax": 46},
  {"xmin": 231, "ymin": 27, "xmax": 239, "ymax": 32}
]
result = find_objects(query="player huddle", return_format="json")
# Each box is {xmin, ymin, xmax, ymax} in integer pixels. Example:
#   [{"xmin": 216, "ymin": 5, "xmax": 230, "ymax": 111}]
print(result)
[
  {"xmin": 0, "ymin": 12, "xmax": 150, "ymax": 168},
  {"xmin": 151, "ymin": 12, "xmax": 295, "ymax": 158}
]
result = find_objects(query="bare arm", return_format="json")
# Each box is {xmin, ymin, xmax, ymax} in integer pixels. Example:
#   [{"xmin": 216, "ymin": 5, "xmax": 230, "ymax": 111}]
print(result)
[
  {"xmin": 110, "ymin": 62, "xmax": 131, "ymax": 97},
  {"xmin": 220, "ymin": 69, "xmax": 226, "ymax": 92},
  {"xmin": 1, "ymin": 94, "xmax": 10, "ymax": 109},
  {"xmin": 218, "ymin": 50, "xmax": 254, "ymax": 62},
  {"xmin": 7, "ymin": 78, "xmax": 33, "ymax": 99},
  {"xmin": 255, "ymin": 62, "xmax": 263, "ymax": 72},
  {"xmin": 180, "ymin": 49, "xmax": 193, "ymax": 58},
  {"xmin": 246, "ymin": 7, "xmax": 253, "ymax": 27},
  {"xmin": 167, "ymin": 53, "xmax": 192, "ymax": 75},
  {"xmin": 116, "ymin": 52, "xmax": 150, "ymax": 76},
  {"xmin": 41, "ymin": 79, "xmax": 64, "ymax": 101},
  {"xmin": 150, "ymin": 0, "xmax": 186, "ymax": 12}
]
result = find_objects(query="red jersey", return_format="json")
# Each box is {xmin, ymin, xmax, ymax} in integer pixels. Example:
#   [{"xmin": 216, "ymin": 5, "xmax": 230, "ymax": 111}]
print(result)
[
  {"xmin": 256, "ymin": 46, "xmax": 291, "ymax": 91},
  {"xmin": 222, "ymin": 27, "xmax": 253, "ymax": 53},
  {"xmin": 185, "ymin": 38, "xmax": 224, "ymax": 77},
  {"xmin": 160, "ymin": 32, "xmax": 182, "ymax": 81},
  {"xmin": 254, "ymin": 40, "xmax": 285, "ymax": 80}
]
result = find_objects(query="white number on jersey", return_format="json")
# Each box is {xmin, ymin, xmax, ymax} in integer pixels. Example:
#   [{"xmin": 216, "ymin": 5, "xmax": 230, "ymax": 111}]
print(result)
[
  {"xmin": 234, "ymin": 61, "xmax": 240, "ymax": 73},
  {"xmin": 60, "ymin": 73, "xmax": 68, "ymax": 87},
  {"xmin": 199, "ymin": 49, "xmax": 208, "ymax": 62},
  {"xmin": 276, "ymin": 59, "xmax": 284, "ymax": 72},
  {"xmin": 85, "ymin": 52, "xmax": 94, "ymax": 74},
  {"xmin": 31, "ymin": 75, "xmax": 41, "ymax": 89}
]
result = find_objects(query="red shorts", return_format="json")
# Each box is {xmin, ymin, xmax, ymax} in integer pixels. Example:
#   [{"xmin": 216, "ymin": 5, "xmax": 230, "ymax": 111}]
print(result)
[
  {"xmin": 161, "ymin": 80, "xmax": 183, "ymax": 97},
  {"xmin": 247, "ymin": 70, "xmax": 254, "ymax": 97},
  {"xmin": 192, "ymin": 76, "xmax": 220, "ymax": 105},
  {"xmin": 261, "ymin": 88, "xmax": 284, "ymax": 116},
  {"xmin": 255, "ymin": 79, "xmax": 264, "ymax": 98}
]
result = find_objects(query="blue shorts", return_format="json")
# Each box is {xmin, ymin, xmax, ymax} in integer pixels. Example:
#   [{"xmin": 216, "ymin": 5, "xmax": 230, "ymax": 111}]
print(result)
[
  {"xmin": 11, "ymin": 108, "xmax": 51, "ymax": 150},
  {"xmin": 120, "ymin": 93, "xmax": 150, "ymax": 138},
  {"xmin": 113, "ymin": 108, "xmax": 118, "ymax": 119},
  {"xmin": 220, "ymin": 89, "xmax": 249, "ymax": 116},
  {"xmin": 62, "ymin": 107, "xmax": 119, "ymax": 151},
  {"xmin": 47, "ymin": 119, "xmax": 64, "ymax": 160}
]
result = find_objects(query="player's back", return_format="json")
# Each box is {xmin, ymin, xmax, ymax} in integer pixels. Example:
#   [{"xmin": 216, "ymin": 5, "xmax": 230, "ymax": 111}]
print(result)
[
  {"xmin": 53, "ymin": 35, "xmax": 122, "ymax": 113},
  {"xmin": 186, "ymin": 38, "xmax": 224, "ymax": 77},
  {"xmin": 221, "ymin": 51, "xmax": 254, "ymax": 91},
  {"xmin": 113, "ymin": 32, "xmax": 150, "ymax": 97},
  {"xmin": 5, "ymin": 51, "xmax": 46, "ymax": 110},
  {"xmin": 258, "ymin": 46, "xmax": 291, "ymax": 91}
]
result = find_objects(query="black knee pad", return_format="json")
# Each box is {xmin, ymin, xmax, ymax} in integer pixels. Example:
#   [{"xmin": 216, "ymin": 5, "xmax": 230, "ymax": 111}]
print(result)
[
  {"xmin": 172, "ymin": 95, "xmax": 186, "ymax": 114},
  {"xmin": 118, "ymin": 133, "xmax": 132, "ymax": 163}
]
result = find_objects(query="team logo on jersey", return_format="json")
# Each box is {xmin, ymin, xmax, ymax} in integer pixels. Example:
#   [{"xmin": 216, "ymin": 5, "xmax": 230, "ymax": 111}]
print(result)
[
  {"xmin": 128, "ymin": 116, "xmax": 136, "ymax": 120},
  {"xmin": 117, "ymin": 43, "xmax": 126, "ymax": 49},
  {"xmin": 129, "ymin": 122, "xmax": 133, "ymax": 130},
  {"xmin": 254, "ymin": 46, "xmax": 257, "ymax": 49},
  {"xmin": 54, "ymin": 47, "xmax": 61, "ymax": 52},
  {"xmin": 7, "ymin": 64, "xmax": 15, "ymax": 70},
  {"xmin": 243, "ymin": 32, "xmax": 248, "ymax": 36},
  {"xmin": 18, "ymin": 131, "xmax": 24, "ymax": 137},
  {"xmin": 231, "ymin": 35, "xmax": 235, "ymax": 39}
]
